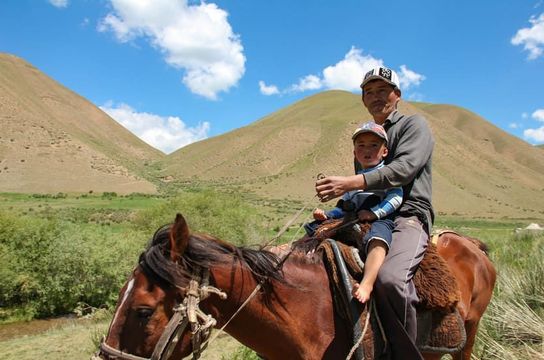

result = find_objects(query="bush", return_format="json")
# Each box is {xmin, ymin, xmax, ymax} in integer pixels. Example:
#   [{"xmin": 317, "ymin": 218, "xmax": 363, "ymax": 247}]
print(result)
[
  {"xmin": 133, "ymin": 188, "xmax": 265, "ymax": 246},
  {"xmin": 101, "ymin": 192, "xmax": 118, "ymax": 199},
  {"xmin": 0, "ymin": 211, "xmax": 145, "ymax": 319},
  {"xmin": 0, "ymin": 188, "xmax": 269, "ymax": 321}
]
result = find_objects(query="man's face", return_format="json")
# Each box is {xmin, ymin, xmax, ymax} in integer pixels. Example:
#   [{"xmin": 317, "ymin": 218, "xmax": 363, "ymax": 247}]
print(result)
[{"xmin": 361, "ymin": 80, "xmax": 400, "ymax": 123}]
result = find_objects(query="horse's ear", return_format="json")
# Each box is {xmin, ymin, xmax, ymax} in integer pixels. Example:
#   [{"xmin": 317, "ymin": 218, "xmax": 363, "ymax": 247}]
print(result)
[{"xmin": 170, "ymin": 213, "xmax": 190, "ymax": 262}]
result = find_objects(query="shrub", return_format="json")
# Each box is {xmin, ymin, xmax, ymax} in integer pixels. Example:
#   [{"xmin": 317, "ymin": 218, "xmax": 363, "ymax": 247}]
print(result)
[
  {"xmin": 0, "ymin": 211, "xmax": 145, "ymax": 319},
  {"xmin": 134, "ymin": 188, "xmax": 265, "ymax": 246}
]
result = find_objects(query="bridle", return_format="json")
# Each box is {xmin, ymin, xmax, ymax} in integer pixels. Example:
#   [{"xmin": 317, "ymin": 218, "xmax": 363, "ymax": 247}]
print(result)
[
  {"xmin": 93, "ymin": 266, "xmax": 227, "ymax": 360},
  {"xmin": 94, "ymin": 192, "xmax": 321, "ymax": 360}
]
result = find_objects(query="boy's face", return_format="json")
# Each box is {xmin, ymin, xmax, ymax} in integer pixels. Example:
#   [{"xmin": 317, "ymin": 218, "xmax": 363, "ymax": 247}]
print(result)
[{"xmin": 353, "ymin": 132, "xmax": 388, "ymax": 169}]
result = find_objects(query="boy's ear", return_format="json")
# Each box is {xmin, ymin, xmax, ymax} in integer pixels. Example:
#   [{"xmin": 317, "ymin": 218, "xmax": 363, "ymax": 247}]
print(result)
[{"xmin": 382, "ymin": 146, "xmax": 389, "ymax": 158}]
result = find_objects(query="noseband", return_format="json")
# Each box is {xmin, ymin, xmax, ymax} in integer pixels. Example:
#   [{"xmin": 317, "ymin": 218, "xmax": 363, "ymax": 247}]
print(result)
[{"xmin": 93, "ymin": 266, "xmax": 227, "ymax": 360}]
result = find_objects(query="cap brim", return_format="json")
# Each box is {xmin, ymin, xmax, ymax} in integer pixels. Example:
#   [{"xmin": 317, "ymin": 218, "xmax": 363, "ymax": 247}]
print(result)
[
  {"xmin": 360, "ymin": 75, "xmax": 397, "ymax": 89},
  {"xmin": 352, "ymin": 129, "xmax": 387, "ymax": 141}
]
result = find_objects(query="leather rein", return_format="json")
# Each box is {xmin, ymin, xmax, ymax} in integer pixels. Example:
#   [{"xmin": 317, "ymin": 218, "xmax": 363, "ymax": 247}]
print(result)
[
  {"xmin": 95, "ymin": 191, "xmax": 320, "ymax": 360},
  {"xmin": 94, "ymin": 266, "xmax": 227, "ymax": 360}
]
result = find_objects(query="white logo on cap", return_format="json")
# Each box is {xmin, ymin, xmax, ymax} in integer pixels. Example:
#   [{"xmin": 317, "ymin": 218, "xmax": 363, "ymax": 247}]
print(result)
[{"xmin": 379, "ymin": 68, "xmax": 392, "ymax": 80}]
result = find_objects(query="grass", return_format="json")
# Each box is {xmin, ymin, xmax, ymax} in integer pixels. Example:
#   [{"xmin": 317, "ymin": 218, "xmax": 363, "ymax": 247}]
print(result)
[
  {"xmin": 0, "ymin": 192, "xmax": 166, "ymax": 212},
  {"xmin": 0, "ymin": 317, "xmax": 243, "ymax": 360},
  {"xmin": 0, "ymin": 191, "xmax": 542, "ymax": 359},
  {"xmin": 1, "ymin": 317, "xmax": 107, "ymax": 360},
  {"xmin": 473, "ymin": 230, "xmax": 543, "ymax": 360}
]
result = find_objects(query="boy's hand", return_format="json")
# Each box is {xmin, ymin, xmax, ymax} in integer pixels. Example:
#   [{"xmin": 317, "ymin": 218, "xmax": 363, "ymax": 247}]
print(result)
[
  {"xmin": 313, "ymin": 208, "xmax": 328, "ymax": 221},
  {"xmin": 358, "ymin": 210, "xmax": 377, "ymax": 222}
]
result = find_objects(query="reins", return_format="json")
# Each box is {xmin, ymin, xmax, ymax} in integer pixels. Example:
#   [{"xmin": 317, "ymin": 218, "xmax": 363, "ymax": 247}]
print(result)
[
  {"xmin": 205, "ymin": 192, "xmax": 321, "ymax": 347},
  {"xmin": 207, "ymin": 175, "xmax": 364, "ymax": 352}
]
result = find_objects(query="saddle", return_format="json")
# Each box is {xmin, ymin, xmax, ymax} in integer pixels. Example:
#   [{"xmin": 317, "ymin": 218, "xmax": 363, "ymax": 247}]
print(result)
[{"xmin": 314, "ymin": 219, "xmax": 466, "ymax": 356}]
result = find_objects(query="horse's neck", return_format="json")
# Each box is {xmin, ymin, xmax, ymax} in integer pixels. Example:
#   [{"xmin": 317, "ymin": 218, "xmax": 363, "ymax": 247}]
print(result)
[{"xmin": 206, "ymin": 258, "xmax": 337, "ymax": 358}]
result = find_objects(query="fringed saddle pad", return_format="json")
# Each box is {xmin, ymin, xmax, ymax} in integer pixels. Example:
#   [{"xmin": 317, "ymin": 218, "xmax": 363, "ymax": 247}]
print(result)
[
  {"xmin": 414, "ymin": 241, "xmax": 460, "ymax": 312},
  {"xmin": 416, "ymin": 309, "xmax": 466, "ymax": 353},
  {"xmin": 318, "ymin": 235, "xmax": 460, "ymax": 311},
  {"xmin": 317, "ymin": 223, "xmax": 466, "ymax": 354}
]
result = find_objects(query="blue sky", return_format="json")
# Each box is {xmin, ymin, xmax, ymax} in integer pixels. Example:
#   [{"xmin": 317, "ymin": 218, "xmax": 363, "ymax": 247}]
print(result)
[{"xmin": 1, "ymin": 0, "xmax": 544, "ymax": 153}]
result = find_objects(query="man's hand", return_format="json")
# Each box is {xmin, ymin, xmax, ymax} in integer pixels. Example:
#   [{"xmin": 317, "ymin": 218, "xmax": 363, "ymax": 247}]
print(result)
[
  {"xmin": 313, "ymin": 208, "xmax": 328, "ymax": 221},
  {"xmin": 315, "ymin": 175, "xmax": 366, "ymax": 202},
  {"xmin": 358, "ymin": 210, "xmax": 377, "ymax": 222}
]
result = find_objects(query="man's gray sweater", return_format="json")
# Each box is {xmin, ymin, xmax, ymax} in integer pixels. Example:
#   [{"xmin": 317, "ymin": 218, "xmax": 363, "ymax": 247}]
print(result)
[{"xmin": 362, "ymin": 110, "xmax": 435, "ymax": 233}]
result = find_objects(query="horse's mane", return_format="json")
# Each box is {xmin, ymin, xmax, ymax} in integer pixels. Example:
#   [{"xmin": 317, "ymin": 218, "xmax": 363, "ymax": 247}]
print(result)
[
  {"xmin": 139, "ymin": 224, "xmax": 287, "ymax": 292},
  {"xmin": 465, "ymin": 236, "xmax": 490, "ymax": 256}
]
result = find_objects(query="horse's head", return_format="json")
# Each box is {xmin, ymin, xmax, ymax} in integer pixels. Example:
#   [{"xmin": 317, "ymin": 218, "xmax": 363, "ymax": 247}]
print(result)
[{"xmin": 95, "ymin": 213, "xmax": 225, "ymax": 360}]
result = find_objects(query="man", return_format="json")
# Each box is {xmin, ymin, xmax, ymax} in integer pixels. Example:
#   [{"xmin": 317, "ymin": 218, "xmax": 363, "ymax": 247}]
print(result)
[{"xmin": 315, "ymin": 66, "xmax": 434, "ymax": 359}]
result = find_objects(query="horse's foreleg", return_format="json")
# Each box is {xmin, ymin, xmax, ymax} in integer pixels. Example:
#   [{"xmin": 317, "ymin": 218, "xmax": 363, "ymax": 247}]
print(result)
[{"xmin": 452, "ymin": 319, "xmax": 480, "ymax": 360}]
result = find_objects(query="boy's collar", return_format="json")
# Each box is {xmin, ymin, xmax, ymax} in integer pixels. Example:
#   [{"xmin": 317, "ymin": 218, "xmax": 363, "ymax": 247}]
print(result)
[{"xmin": 358, "ymin": 160, "xmax": 385, "ymax": 174}]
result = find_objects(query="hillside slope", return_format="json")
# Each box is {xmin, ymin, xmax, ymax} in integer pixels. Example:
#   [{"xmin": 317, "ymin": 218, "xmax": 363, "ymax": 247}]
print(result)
[
  {"xmin": 0, "ymin": 54, "xmax": 163, "ymax": 194},
  {"xmin": 163, "ymin": 91, "xmax": 544, "ymax": 220},
  {"xmin": 1, "ymin": 53, "xmax": 541, "ymax": 219}
]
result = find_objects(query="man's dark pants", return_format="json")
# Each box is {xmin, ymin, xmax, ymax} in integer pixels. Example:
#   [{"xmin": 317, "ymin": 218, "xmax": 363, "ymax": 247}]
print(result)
[{"xmin": 374, "ymin": 215, "xmax": 428, "ymax": 360}]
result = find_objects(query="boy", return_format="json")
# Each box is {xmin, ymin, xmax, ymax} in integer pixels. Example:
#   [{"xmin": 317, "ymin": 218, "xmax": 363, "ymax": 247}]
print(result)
[{"xmin": 306, "ymin": 121, "xmax": 403, "ymax": 304}]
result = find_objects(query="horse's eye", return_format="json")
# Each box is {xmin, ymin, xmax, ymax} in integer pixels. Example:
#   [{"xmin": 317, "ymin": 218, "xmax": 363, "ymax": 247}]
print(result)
[{"xmin": 135, "ymin": 307, "xmax": 154, "ymax": 320}]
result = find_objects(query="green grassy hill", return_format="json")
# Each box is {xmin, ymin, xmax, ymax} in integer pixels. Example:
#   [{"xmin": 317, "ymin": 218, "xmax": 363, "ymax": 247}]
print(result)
[{"xmin": 163, "ymin": 91, "xmax": 544, "ymax": 220}]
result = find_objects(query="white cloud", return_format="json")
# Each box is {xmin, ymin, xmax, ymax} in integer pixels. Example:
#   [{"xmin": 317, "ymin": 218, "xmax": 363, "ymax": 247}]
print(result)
[
  {"xmin": 49, "ymin": 0, "xmax": 68, "ymax": 8},
  {"xmin": 524, "ymin": 126, "xmax": 544, "ymax": 142},
  {"xmin": 285, "ymin": 47, "xmax": 381, "ymax": 93},
  {"xmin": 321, "ymin": 47, "xmax": 383, "ymax": 91},
  {"xmin": 100, "ymin": 102, "xmax": 210, "ymax": 154},
  {"xmin": 398, "ymin": 65, "xmax": 426, "ymax": 90},
  {"xmin": 289, "ymin": 75, "xmax": 323, "ymax": 93},
  {"xmin": 509, "ymin": 122, "xmax": 519, "ymax": 129},
  {"xmin": 276, "ymin": 47, "xmax": 424, "ymax": 95},
  {"xmin": 259, "ymin": 81, "xmax": 280, "ymax": 96},
  {"xmin": 532, "ymin": 108, "xmax": 544, "ymax": 121},
  {"xmin": 98, "ymin": 0, "xmax": 245, "ymax": 100},
  {"xmin": 511, "ymin": 13, "xmax": 544, "ymax": 59}
]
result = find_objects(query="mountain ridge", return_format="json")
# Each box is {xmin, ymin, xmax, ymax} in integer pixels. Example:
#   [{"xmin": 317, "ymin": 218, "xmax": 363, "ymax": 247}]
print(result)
[
  {"xmin": 162, "ymin": 91, "xmax": 544, "ymax": 220},
  {"xmin": 1, "ymin": 53, "xmax": 543, "ymax": 220}
]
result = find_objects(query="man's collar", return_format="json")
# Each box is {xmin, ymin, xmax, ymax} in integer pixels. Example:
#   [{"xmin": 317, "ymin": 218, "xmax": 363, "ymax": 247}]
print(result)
[{"xmin": 384, "ymin": 110, "xmax": 401, "ymax": 126}]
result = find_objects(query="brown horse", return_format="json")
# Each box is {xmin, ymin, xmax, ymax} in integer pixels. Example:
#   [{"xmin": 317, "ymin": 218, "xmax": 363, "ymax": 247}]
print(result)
[{"xmin": 95, "ymin": 213, "xmax": 496, "ymax": 360}]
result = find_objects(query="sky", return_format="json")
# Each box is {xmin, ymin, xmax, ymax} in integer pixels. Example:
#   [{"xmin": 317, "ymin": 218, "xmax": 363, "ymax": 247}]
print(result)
[{"xmin": 1, "ymin": 0, "xmax": 544, "ymax": 154}]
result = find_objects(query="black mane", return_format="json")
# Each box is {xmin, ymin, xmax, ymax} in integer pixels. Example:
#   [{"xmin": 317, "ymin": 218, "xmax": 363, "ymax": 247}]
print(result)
[{"xmin": 139, "ymin": 224, "xmax": 286, "ymax": 292}]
